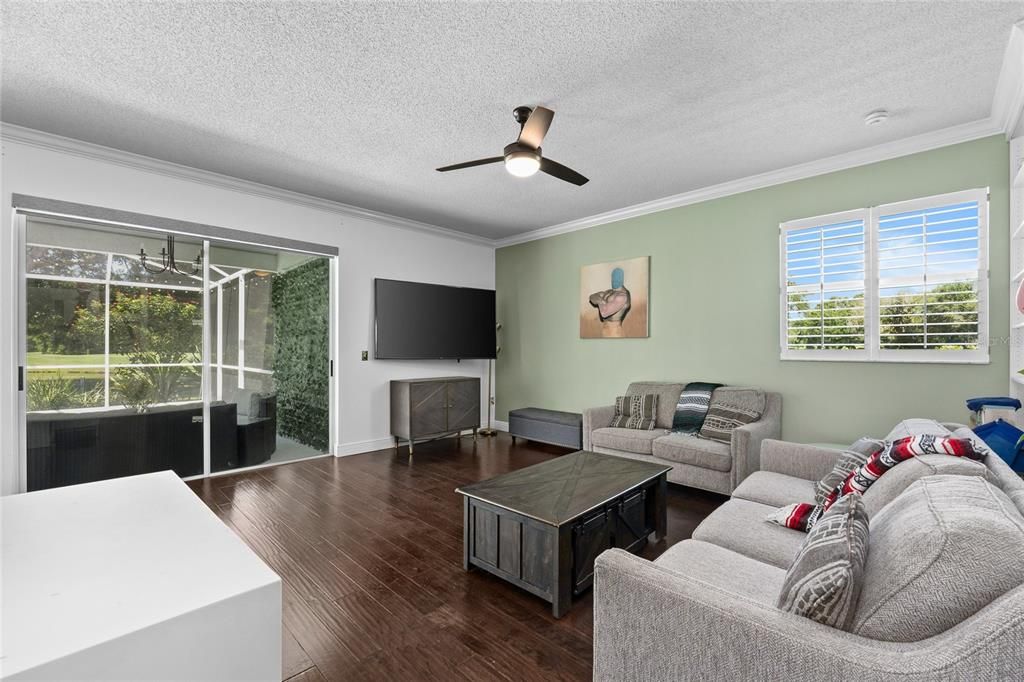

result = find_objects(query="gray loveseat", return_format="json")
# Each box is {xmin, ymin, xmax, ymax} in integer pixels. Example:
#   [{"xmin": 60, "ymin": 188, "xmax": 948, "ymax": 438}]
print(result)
[
  {"xmin": 593, "ymin": 431, "xmax": 1024, "ymax": 680},
  {"xmin": 583, "ymin": 382, "xmax": 782, "ymax": 495}
]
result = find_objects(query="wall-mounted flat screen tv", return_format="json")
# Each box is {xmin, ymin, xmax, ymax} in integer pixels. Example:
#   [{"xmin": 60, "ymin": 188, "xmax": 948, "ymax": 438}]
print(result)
[{"xmin": 374, "ymin": 278, "xmax": 496, "ymax": 360}]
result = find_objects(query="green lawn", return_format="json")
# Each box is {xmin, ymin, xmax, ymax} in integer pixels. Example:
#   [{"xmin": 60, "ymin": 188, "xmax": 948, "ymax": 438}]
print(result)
[
  {"xmin": 26, "ymin": 352, "xmax": 131, "ymax": 367},
  {"xmin": 27, "ymin": 352, "xmax": 132, "ymax": 381}
]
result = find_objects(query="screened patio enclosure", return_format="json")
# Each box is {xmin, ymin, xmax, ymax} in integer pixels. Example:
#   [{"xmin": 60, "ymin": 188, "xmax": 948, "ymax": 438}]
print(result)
[{"xmin": 22, "ymin": 215, "xmax": 332, "ymax": 490}]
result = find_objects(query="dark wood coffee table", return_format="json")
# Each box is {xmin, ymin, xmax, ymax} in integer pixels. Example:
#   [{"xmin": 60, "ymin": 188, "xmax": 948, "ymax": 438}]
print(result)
[{"xmin": 456, "ymin": 450, "xmax": 671, "ymax": 617}]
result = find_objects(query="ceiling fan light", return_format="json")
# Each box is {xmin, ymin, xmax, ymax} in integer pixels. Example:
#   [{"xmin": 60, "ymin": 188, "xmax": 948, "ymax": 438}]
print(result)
[{"xmin": 505, "ymin": 151, "xmax": 540, "ymax": 177}]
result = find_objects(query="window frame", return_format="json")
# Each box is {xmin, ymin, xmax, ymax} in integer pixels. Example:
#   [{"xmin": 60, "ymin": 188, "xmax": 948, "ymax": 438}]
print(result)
[
  {"xmin": 24, "ymin": 240, "xmax": 277, "ymax": 411},
  {"xmin": 779, "ymin": 188, "xmax": 990, "ymax": 364}
]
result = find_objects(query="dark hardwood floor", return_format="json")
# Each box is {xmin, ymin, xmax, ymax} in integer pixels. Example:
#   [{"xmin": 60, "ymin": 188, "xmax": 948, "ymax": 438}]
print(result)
[{"xmin": 186, "ymin": 433, "xmax": 726, "ymax": 682}]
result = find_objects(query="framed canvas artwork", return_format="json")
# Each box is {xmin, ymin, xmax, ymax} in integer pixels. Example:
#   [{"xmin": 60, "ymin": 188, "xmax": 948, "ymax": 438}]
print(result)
[{"xmin": 580, "ymin": 256, "xmax": 649, "ymax": 338}]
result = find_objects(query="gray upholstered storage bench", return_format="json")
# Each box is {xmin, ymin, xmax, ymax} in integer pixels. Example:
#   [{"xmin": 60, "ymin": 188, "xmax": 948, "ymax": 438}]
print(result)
[{"xmin": 509, "ymin": 408, "xmax": 583, "ymax": 449}]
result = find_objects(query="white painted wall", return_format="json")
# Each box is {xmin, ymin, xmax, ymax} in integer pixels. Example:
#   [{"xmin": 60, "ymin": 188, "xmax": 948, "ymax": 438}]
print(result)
[{"xmin": 0, "ymin": 130, "xmax": 495, "ymax": 494}]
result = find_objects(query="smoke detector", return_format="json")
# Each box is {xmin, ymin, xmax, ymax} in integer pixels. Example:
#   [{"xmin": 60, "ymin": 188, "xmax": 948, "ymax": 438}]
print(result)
[{"xmin": 864, "ymin": 109, "xmax": 889, "ymax": 126}]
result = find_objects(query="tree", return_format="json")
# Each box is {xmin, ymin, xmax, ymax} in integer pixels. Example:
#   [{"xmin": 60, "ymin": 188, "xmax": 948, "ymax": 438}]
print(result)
[
  {"xmin": 788, "ymin": 281, "xmax": 978, "ymax": 351},
  {"xmin": 787, "ymin": 290, "xmax": 865, "ymax": 349},
  {"xmin": 879, "ymin": 281, "xmax": 977, "ymax": 350},
  {"xmin": 70, "ymin": 288, "xmax": 202, "ymax": 404},
  {"xmin": 27, "ymin": 280, "xmax": 103, "ymax": 354}
]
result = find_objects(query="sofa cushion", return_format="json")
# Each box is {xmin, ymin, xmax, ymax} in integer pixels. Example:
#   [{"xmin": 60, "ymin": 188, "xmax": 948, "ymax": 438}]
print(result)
[
  {"xmin": 884, "ymin": 418, "xmax": 951, "ymax": 441},
  {"xmin": 852, "ymin": 475, "xmax": 1024, "ymax": 642},
  {"xmin": 777, "ymin": 494, "xmax": 869, "ymax": 630},
  {"xmin": 861, "ymin": 453, "xmax": 995, "ymax": 518},
  {"xmin": 954, "ymin": 426, "xmax": 1024, "ymax": 495},
  {"xmin": 590, "ymin": 427, "xmax": 668, "ymax": 455},
  {"xmin": 814, "ymin": 437, "xmax": 883, "ymax": 505},
  {"xmin": 1011, "ymin": 489, "xmax": 1024, "ymax": 517},
  {"xmin": 654, "ymin": 539, "xmax": 786, "ymax": 606},
  {"xmin": 699, "ymin": 387, "xmax": 766, "ymax": 443},
  {"xmin": 652, "ymin": 434, "xmax": 732, "ymax": 472},
  {"xmin": 626, "ymin": 382, "xmax": 686, "ymax": 430},
  {"xmin": 732, "ymin": 471, "xmax": 816, "ymax": 507},
  {"xmin": 692, "ymin": 498, "xmax": 806, "ymax": 569},
  {"xmin": 610, "ymin": 394, "xmax": 659, "ymax": 430},
  {"xmin": 248, "ymin": 392, "xmax": 275, "ymax": 419}
]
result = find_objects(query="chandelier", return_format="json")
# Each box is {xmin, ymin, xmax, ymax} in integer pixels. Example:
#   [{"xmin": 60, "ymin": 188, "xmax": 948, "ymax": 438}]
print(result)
[{"xmin": 139, "ymin": 234, "xmax": 203, "ymax": 275}]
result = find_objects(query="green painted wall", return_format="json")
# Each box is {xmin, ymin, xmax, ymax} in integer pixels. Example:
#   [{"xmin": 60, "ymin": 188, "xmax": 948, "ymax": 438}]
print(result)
[{"xmin": 495, "ymin": 136, "xmax": 1010, "ymax": 443}]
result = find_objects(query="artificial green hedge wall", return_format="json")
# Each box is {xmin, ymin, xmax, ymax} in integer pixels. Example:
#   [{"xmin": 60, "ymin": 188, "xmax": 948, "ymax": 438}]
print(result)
[{"xmin": 271, "ymin": 258, "xmax": 330, "ymax": 451}]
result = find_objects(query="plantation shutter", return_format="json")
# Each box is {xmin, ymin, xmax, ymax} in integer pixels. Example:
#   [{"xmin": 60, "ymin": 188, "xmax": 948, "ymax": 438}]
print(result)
[
  {"xmin": 875, "ymin": 193, "xmax": 987, "ymax": 357},
  {"xmin": 781, "ymin": 209, "xmax": 868, "ymax": 357}
]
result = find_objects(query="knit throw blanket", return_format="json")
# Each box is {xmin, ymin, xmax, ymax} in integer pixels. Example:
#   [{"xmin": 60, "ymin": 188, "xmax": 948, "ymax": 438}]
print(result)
[
  {"xmin": 672, "ymin": 381, "xmax": 724, "ymax": 433},
  {"xmin": 767, "ymin": 435, "xmax": 983, "ymax": 532}
]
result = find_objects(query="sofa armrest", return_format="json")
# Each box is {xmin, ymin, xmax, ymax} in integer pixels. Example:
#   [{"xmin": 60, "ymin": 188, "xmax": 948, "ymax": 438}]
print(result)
[
  {"xmin": 730, "ymin": 392, "xmax": 782, "ymax": 489},
  {"xmin": 593, "ymin": 548, "xmax": 1024, "ymax": 681},
  {"xmin": 759, "ymin": 439, "xmax": 841, "ymax": 481},
  {"xmin": 583, "ymin": 405, "xmax": 615, "ymax": 450}
]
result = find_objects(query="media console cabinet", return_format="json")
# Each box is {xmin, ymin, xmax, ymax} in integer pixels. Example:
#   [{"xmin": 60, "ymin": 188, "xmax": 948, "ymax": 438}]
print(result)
[{"xmin": 390, "ymin": 376, "xmax": 481, "ymax": 454}]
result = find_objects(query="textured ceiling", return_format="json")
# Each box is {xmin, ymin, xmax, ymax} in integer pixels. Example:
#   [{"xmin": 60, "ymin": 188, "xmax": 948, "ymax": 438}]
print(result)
[{"xmin": 2, "ymin": 1, "xmax": 1022, "ymax": 240}]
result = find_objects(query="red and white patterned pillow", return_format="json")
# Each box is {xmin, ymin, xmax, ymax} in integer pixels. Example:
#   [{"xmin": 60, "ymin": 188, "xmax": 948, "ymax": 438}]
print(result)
[{"xmin": 768, "ymin": 435, "xmax": 983, "ymax": 532}]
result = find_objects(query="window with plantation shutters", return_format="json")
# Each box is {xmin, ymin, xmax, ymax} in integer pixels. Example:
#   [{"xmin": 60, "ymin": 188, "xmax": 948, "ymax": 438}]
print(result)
[
  {"xmin": 782, "ymin": 210, "xmax": 868, "ymax": 357},
  {"xmin": 780, "ymin": 188, "xmax": 989, "ymax": 363}
]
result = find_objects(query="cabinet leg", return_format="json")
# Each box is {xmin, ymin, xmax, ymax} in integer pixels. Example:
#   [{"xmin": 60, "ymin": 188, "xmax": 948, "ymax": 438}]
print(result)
[
  {"xmin": 473, "ymin": 427, "xmax": 478, "ymax": 441},
  {"xmin": 408, "ymin": 442, "xmax": 414, "ymax": 456}
]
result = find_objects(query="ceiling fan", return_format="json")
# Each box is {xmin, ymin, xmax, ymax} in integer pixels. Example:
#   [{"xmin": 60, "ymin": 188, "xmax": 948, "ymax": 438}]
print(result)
[{"xmin": 436, "ymin": 106, "xmax": 589, "ymax": 186}]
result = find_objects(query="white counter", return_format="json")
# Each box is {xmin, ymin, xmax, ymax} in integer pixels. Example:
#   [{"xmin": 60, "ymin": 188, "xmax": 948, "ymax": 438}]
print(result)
[{"xmin": 1, "ymin": 471, "xmax": 281, "ymax": 681}]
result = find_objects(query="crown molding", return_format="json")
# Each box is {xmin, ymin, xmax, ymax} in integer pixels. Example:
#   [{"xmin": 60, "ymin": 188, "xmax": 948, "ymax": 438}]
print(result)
[
  {"xmin": 993, "ymin": 21, "xmax": 1024, "ymax": 139},
  {"xmin": 494, "ymin": 117, "xmax": 1002, "ymax": 248},
  {"xmin": 4, "ymin": 47, "xmax": 1018, "ymax": 255},
  {"xmin": 0, "ymin": 123, "xmax": 494, "ymax": 247}
]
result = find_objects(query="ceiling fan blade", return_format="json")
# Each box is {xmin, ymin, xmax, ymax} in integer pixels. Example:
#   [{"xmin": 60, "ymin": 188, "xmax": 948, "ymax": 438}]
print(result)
[
  {"xmin": 540, "ymin": 158, "xmax": 589, "ymax": 186},
  {"xmin": 436, "ymin": 156, "xmax": 503, "ymax": 172},
  {"xmin": 518, "ymin": 106, "xmax": 554, "ymax": 149}
]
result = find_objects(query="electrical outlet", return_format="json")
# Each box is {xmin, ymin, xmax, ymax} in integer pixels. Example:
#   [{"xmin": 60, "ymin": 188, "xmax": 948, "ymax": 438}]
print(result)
[{"xmin": 361, "ymin": 350, "xmax": 368, "ymax": 361}]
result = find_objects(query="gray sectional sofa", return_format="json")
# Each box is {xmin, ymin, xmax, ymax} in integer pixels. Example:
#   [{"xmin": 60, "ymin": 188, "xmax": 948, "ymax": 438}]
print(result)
[
  {"xmin": 583, "ymin": 382, "xmax": 782, "ymax": 495},
  {"xmin": 593, "ymin": 429, "xmax": 1024, "ymax": 681}
]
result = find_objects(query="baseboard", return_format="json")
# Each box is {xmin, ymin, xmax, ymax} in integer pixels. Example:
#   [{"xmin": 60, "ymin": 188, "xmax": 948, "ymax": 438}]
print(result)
[
  {"xmin": 334, "ymin": 436, "xmax": 396, "ymax": 457},
  {"xmin": 336, "ymin": 425, "xmax": 510, "ymax": 456}
]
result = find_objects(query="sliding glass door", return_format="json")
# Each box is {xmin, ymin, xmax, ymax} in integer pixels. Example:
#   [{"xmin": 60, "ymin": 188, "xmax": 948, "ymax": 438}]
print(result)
[
  {"xmin": 206, "ymin": 243, "xmax": 331, "ymax": 473},
  {"xmin": 19, "ymin": 214, "xmax": 332, "ymax": 491}
]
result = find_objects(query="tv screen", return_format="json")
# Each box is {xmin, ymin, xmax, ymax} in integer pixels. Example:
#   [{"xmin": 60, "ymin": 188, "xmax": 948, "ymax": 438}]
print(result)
[{"xmin": 374, "ymin": 279, "xmax": 496, "ymax": 359}]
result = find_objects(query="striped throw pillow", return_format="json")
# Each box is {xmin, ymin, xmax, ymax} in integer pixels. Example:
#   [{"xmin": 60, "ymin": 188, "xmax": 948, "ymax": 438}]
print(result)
[
  {"xmin": 698, "ymin": 389, "xmax": 765, "ymax": 443},
  {"xmin": 610, "ymin": 394, "xmax": 659, "ymax": 430}
]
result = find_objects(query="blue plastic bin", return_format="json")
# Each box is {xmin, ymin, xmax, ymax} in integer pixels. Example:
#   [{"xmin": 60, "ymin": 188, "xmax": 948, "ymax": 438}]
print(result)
[{"xmin": 972, "ymin": 419, "xmax": 1024, "ymax": 472}]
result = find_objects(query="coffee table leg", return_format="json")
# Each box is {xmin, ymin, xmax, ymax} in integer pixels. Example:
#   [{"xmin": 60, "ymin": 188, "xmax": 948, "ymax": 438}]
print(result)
[
  {"xmin": 463, "ymin": 496, "xmax": 472, "ymax": 571},
  {"xmin": 552, "ymin": 524, "xmax": 573, "ymax": 618},
  {"xmin": 654, "ymin": 475, "xmax": 668, "ymax": 541}
]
